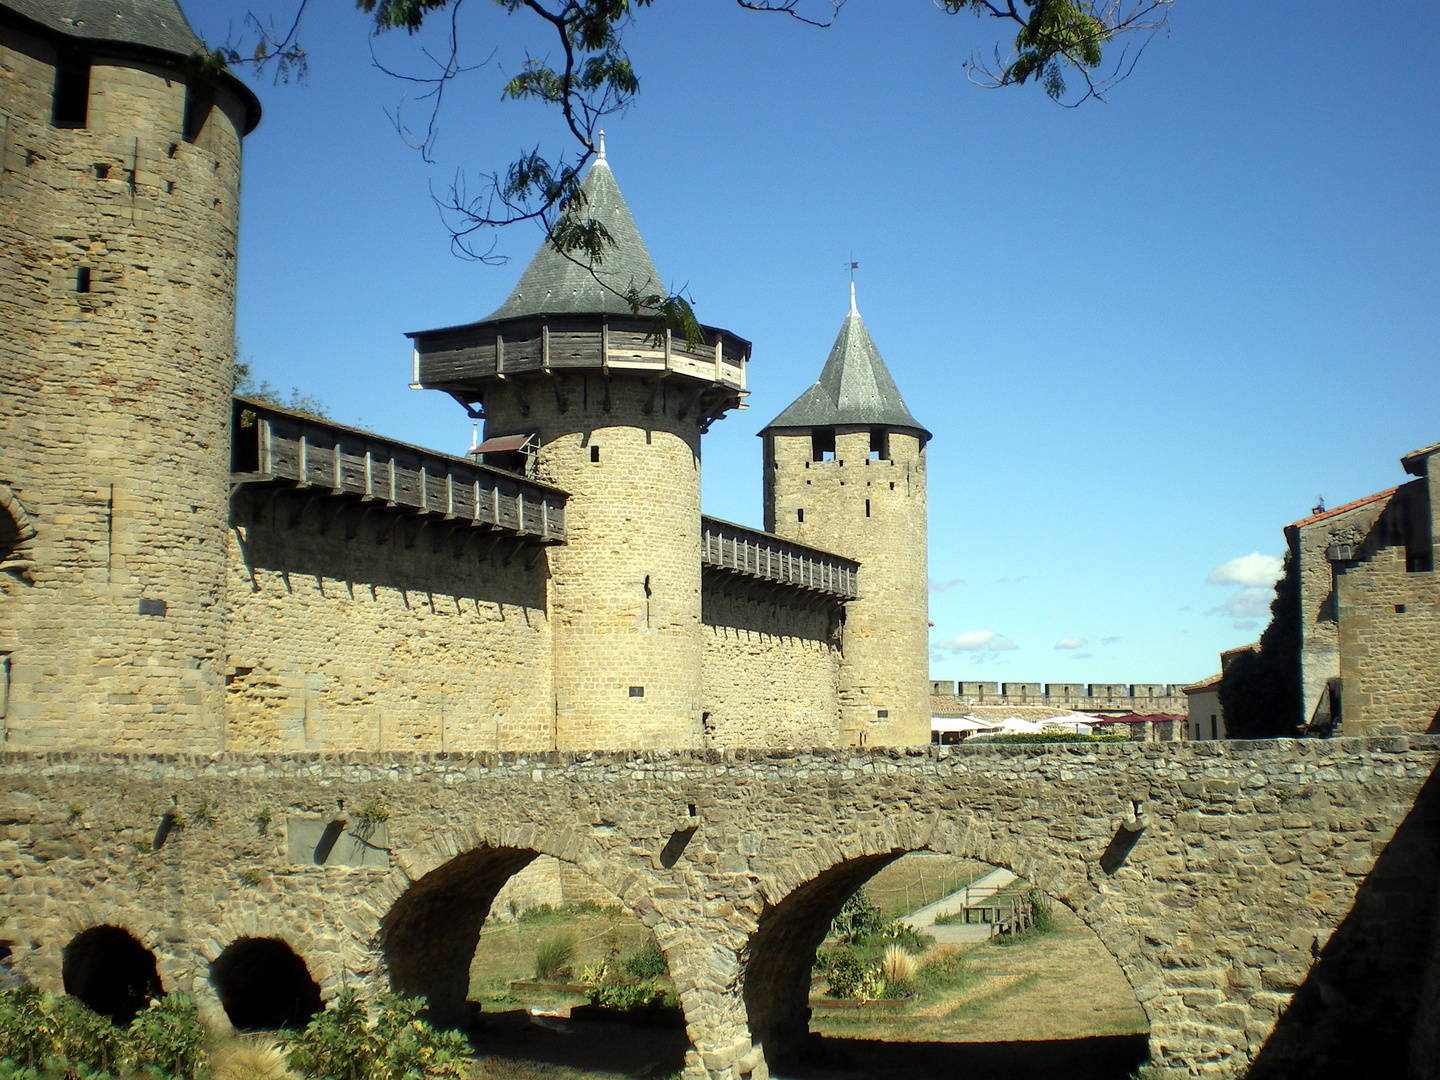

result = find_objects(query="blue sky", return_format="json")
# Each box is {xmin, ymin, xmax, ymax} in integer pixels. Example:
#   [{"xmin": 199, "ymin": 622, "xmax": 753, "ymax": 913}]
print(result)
[{"xmin": 183, "ymin": 0, "xmax": 1440, "ymax": 687}]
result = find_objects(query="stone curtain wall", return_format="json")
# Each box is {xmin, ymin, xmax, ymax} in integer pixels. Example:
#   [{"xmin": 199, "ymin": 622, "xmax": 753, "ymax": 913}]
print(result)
[
  {"xmin": 0, "ymin": 25, "xmax": 247, "ymax": 749},
  {"xmin": 700, "ymin": 587, "xmax": 841, "ymax": 747},
  {"xmin": 1, "ymin": 740, "xmax": 1438, "ymax": 1079},
  {"xmin": 225, "ymin": 488, "xmax": 554, "ymax": 751},
  {"xmin": 1336, "ymin": 546, "xmax": 1440, "ymax": 735}
]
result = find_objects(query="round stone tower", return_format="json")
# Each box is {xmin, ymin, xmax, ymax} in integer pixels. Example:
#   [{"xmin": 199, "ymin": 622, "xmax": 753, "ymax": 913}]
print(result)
[
  {"xmin": 761, "ymin": 287, "xmax": 931, "ymax": 746},
  {"xmin": 0, "ymin": 1, "xmax": 260, "ymax": 749},
  {"xmin": 409, "ymin": 147, "xmax": 750, "ymax": 749}
]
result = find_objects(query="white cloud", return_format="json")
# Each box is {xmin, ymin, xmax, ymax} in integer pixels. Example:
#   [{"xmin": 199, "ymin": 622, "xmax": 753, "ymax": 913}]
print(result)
[
  {"xmin": 1207, "ymin": 553, "xmax": 1283, "ymax": 588},
  {"xmin": 1209, "ymin": 587, "xmax": 1274, "ymax": 620},
  {"xmin": 933, "ymin": 631, "xmax": 1017, "ymax": 654},
  {"xmin": 929, "ymin": 578, "xmax": 964, "ymax": 592},
  {"xmin": 1055, "ymin": 637, "xmax": 1087, "ymax": 650}
]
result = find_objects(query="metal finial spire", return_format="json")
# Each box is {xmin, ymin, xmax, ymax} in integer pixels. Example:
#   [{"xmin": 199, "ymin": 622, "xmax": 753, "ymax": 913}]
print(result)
[
  {"xmin": 597, "ymin": 129, "xmax": 606, "ymax": 161},
  {"xmin": 847, "ymin": 257, "xmax": 859, "ymax": 315}
]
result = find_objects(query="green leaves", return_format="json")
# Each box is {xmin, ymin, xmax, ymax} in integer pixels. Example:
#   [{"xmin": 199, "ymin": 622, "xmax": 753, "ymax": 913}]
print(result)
[
  {"xmin": 282, "ymin": 990, "xmax": 468, "ymax": 1080},
  {"xmin": 944, "ymin": 0, "xmax": 1172, "ymax": 104},
  {"xmin": 0, "ymin": 988, "xmax": 205, "ymax": 1080},
  {"xmin": 357, "ymin": 0, "xmax": 456, "ymax": 35},
  {"xmin": 127, "ymin": 994, "xmax": 208, "ymax": 1080}
]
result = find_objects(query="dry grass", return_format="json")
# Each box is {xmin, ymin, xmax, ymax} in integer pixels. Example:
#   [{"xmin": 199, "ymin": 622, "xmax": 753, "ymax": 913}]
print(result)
[
  {"xmin": 881, "ymin": 943, "xmax": 919, "ymax": 985},
  {"xmin": 210, "ymin": 1039, "xmax": 294, "ymax": 1080}
]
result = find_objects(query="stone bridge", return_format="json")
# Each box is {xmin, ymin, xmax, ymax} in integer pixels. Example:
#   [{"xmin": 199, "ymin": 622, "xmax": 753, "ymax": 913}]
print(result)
[{"xmin": 2, "ymin": 738, "xmax": 1439, "ymax": 1079}]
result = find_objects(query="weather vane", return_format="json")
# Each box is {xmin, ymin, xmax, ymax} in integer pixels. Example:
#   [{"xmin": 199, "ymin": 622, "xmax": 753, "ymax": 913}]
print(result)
[{"xmin": 846, "ymin": 255, "xmax": 859, "ymax": 313}]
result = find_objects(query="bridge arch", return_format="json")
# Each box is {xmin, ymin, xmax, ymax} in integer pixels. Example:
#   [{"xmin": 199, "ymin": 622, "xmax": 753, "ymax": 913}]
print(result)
[
  {"xmin": 62, "ymin": 925, "xmax": 164, "ymax": 1024},
  {"xmin": 379, "ymin": 825, "xmax": 672, "ymax": 1031},
  {"xmin": 740, "ymin": 815, "xmax": 1156, "ymax": 1073}
]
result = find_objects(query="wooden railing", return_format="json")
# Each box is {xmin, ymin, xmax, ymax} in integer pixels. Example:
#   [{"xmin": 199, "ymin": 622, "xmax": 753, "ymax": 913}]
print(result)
[
  {"xmin": 413, "ymin": 314, "xmax": 749, "ymax": 393},
  {"xmin": 231, "ymin": 397, "xmax": 566, "ymax": 543},
  {"xmin": 700, "ymin": 517, "xmax": 858, "ymax": 599}
]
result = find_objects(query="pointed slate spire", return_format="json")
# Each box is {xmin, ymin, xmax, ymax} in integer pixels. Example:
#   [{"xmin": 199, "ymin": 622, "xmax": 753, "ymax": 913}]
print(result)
[
  {"xmin": 762, "ymin": 291, "xmax": 930, "ymax": 442},
  {"xmin": 485, "ymin": 143, "xmax": 665, "ymax": 321}
]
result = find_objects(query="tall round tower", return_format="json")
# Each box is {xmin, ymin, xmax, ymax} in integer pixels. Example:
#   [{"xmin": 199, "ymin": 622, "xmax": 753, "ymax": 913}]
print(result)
[
  {"xmin": 409, "ymin": 149, "xmax": 750, "ymax": 749},
  {"xmin": 760, "ymin": 287, "xmax": 930, "ymax": 746},
  {"xmin": 0, "ymin": 1, "xmax": 260, "ymax": 749}
]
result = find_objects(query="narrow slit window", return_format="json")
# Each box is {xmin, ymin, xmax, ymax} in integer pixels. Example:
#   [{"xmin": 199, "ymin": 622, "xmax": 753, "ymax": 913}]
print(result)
[
  {"xmin": 590, "ymin": 445, "xmax": 600, "ymax": 463},
  {"xmin": 75, "ymin": 267, "xmax": 92, "ymax": 293},
  {"xmin": 797, "ymin": 508, "xmax": 804, "ymax": 523},
  {"xmin": 865, "ymin": 499, "xmax": 871, "ymax": 518},
  {"xmin": 51, "ymin": 56, "xmax": 90, "ymax": 128}
]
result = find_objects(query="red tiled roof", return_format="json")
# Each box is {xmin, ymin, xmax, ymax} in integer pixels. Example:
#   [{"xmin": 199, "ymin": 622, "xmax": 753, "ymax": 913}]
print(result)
[
  {"xmin": 1287, "ymin": 487, "xmax": 1397, "ymax": 531},
  {"xmin": 1183, "ymin": 673, "xmax": 1223, "ymax": 693}
]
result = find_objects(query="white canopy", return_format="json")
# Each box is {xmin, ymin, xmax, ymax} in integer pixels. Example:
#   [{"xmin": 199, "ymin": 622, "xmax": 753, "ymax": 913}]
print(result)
[{"xmin": 931, "ymin": 715, "xmax": 993, "ymax": 732}]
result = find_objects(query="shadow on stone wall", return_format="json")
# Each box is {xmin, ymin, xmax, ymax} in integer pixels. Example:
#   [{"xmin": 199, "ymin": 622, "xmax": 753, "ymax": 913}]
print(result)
[
  {"xmin": 1249, "ymin": 759, "xmax": 1440, "ymax": 1079},
  {"xmin": 788, "ymin": 1033, "xmax": 1149, "ymax": 1080},
  {"xmin": 233, "ymin": 490, "xmax": 547, "ymax": 611}
]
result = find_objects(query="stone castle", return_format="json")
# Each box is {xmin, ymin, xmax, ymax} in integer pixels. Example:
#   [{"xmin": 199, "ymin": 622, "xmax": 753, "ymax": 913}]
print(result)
[
  {"xmin": 0, "ymin": 0, "xmax": 934, "ymax": 754},
  {"xmin": 7, "ymin": 8, "xmax": 1440, "ymax": 1080}
]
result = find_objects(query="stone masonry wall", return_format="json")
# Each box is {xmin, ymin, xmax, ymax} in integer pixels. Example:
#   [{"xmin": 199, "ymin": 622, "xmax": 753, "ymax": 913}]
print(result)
[
  {"xmin": 764, "ymin": 428, "xmax": 928, "ymax": 746},
  {"xmin": 483, "ymin": 377, "xmax": 704, "ymax": 750},
  {"xmin": 1290, "ymin": 495, "xmax": 1392, "ymax": 727},
  {"xmin": 0, "ymin": 740, "xmax": 1436, "ymax": 1080},
  {"xmin": 0, "ymin": 25, "xmax": 247, "ymax": 750},
  {"xmin": 700, "ymin": 585, "xmax": 840, "ymax": 747},
  {"xmin": 224, "ymin": 487, "xmax": 554, "ymax": 750},
  {"xmin": 1336, "ymin": 545, "xmax": 1440, "ymax": 735}
]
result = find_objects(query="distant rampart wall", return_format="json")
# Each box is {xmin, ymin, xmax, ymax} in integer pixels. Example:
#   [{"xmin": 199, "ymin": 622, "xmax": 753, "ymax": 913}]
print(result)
[{"xmin": 930, "ymin": 680, "xmax": 1188, "ymax": 715}]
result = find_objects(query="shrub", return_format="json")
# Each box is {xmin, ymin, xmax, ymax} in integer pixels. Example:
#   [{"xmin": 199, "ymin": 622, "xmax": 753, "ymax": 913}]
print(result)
[
  {"xmin": 56, "ymin": 994, "xmax": 123, "ymax": 1075},
  {"xmin": 584, "ymin": 979, "xmax": 670, "ymax": 1012},
  {"xmin": 816, "ymin": 947, "xmax": 864, "ymax": 999},
  {"xmin": 830, "ymin": 888, "xmax": 886, "ymax": 944},
  {"xmin": 532, "ymin": 934, "xmax": 577, "ymax": 981},
  {"xmin": 283, "ymin": 990, "xmax": 467, "ymax": 1080},
  {"xmin": 621, "ymin": 940, "xmax": 667, "ymax": 980},
  {"xmin": 0, "ymin": 987, "xmax": 63, "ymax": 1070},
  {"xmin": 128, "ymin": 993, "xmax": 208, "ymax": 1079}
]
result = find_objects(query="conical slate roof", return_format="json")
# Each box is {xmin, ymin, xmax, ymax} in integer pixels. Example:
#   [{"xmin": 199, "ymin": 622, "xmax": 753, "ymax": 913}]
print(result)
[
  {"xmin": 2, "ymin": 0, "xmax": 203, "ymax": 57},
  {"xmin": 762, "ymin": 295, "xmax": 930, "ymax": 442},
  {"xmin": 485, "ymin": 152, "xmax": 664, "ymax": 321}
]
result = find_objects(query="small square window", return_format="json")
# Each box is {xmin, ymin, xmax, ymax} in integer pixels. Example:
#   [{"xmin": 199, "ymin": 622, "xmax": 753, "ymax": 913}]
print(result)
[
  {"xmin": 628, "ymin": 686, "xmax": 644, "ymax": 698},
  {"xmin": 877, "ymin": 709, "xmax": 889, "ymax": 719},
  {"xmin": 1395, "ymin": 604, "xmax": 1406, "ymax": 614}
]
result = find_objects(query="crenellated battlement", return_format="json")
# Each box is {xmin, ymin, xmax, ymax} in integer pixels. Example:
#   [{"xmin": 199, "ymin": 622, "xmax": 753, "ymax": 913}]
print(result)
[{"xmin": 929, "ymin": 680, "xmax": 1188, "ymax": 715}]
